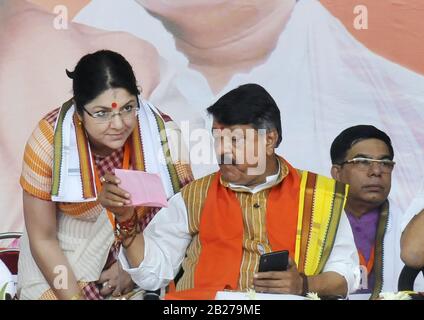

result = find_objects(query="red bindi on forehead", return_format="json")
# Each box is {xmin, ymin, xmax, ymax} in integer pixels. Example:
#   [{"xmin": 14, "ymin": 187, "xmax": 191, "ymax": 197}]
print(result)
[{"xmin": 111, "ymin": 102, "xmax": 118, "ymax": 109}]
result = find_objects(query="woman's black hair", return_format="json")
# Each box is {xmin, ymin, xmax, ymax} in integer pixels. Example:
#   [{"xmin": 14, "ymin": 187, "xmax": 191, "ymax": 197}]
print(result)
[{"xmin": 66, "ymin": 50, "xmax": 140, "ymax": 113}]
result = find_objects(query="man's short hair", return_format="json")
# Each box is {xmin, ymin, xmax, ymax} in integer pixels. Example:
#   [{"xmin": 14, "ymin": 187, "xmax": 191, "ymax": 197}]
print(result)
[
  {"xmin": 330, "ymin": 125, "xmax": 394, "ymax": 164},
  {"xmin": 206, "ymin": 83, "xmax": 282, "ymax": 147}
]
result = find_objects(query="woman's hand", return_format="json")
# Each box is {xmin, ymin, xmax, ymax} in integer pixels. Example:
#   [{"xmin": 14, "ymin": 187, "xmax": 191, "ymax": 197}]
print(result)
[
  {"xmin": 97, "ymin": 172, "xmax": 134, "ymax": 222},
  {"xmin": 97, "ymin": 261, "xmax": 135, "ymax": 298}
]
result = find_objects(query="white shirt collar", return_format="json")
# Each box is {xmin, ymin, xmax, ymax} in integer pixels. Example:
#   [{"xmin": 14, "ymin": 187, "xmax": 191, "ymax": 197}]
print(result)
[{"xmin": 227, "ymin": 161, "xmax": 281, "ymax": 194}]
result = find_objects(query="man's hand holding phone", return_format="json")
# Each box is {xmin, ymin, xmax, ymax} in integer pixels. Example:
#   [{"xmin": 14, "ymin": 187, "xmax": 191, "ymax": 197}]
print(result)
[{"xmin": 254, "ymin": 251, "xmax": 306, "ymax": 295}]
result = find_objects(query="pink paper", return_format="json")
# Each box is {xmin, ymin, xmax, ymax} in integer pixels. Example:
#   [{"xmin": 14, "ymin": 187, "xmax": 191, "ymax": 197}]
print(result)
[{"xmin": 114, "ymin": 169, "xmax": 168, "ymax": 208}]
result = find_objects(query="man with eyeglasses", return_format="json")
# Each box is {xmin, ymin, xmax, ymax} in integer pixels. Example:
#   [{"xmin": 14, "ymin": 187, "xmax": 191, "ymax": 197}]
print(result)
[{"xmin": 330, "ymin": 125, "xmax": 424, "ymax": 298}]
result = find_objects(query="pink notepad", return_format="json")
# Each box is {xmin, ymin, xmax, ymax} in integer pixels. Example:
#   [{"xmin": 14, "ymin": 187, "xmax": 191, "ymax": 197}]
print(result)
[{"xmin": 114, "ymin": 169, "xmax": 168, "ymax": 207}]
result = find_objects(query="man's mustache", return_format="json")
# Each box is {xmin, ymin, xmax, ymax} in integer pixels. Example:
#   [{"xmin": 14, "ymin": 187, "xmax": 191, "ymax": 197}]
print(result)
[{"xmin": 218, "ymin": 154, "xmax": 236, "ymax": 165}]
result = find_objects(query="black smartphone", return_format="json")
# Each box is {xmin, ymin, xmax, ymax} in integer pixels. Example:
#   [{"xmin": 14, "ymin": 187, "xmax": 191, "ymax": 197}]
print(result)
[{"xmin": 258, "ymin": 250, "xmax": 289, "ymax": 272}]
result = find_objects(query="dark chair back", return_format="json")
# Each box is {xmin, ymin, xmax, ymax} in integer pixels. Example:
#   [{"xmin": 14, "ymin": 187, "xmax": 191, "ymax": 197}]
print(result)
[{"xmin": 398, "ymin": 265, "xmax": 424, "ymax": 291}]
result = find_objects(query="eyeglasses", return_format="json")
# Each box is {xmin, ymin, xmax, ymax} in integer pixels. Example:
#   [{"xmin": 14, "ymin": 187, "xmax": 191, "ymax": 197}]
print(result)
[
  {"xmin": 339, "ymin": 157, "xmax": 396, "ymax": 173},
  {"xmin": 83, "ymin": 104, "xmax": 140, "ymax": 123}
]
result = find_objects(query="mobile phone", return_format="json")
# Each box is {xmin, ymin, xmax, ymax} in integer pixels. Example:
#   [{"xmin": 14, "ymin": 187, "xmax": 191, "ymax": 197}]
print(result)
[{"xmin": 258, "ymin": 250, "xmax": 289, "ymax": 273}]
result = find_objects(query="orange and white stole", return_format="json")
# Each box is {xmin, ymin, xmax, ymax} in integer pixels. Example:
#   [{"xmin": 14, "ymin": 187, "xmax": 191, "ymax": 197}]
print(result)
[{"xmin": 51, "ymin": 97, "xmax": 182, "ymax": 204}]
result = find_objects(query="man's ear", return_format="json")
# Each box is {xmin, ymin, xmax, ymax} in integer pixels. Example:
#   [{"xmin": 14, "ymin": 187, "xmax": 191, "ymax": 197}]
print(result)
[
  {"xmin": 331, "ymin": 165, "xmax": 341, "ymax": 181},
  {"xmin": 266, "ymin": 130, "xmax": 278, "ymax": 155}
]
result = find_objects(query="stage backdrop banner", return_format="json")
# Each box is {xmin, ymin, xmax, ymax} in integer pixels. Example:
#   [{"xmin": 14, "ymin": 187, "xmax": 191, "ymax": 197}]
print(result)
[{"xmin": 0, "ymin": 0, "xmax": 423, "ymax": 243}]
